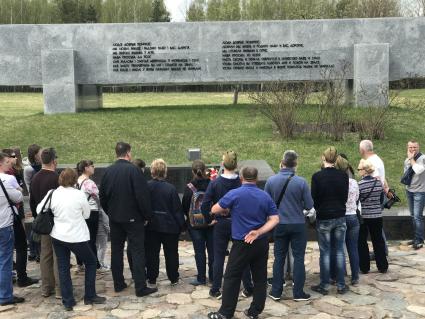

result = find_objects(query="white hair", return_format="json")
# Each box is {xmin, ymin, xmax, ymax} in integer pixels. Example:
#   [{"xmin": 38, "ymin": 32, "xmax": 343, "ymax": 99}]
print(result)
[{"xmin": 359, "ymin": 140, "xmax": 373, "ymax": 152}]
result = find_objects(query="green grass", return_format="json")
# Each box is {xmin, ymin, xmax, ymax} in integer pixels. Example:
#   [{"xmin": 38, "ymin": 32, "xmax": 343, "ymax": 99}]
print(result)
[{"xmin": 1, "ymin": 90, "xmax": 424, "ymax": 204}]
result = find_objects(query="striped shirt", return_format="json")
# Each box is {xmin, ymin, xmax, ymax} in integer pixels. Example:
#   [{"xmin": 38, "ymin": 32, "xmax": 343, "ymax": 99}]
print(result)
[{"xmin": 358, "ymin": 176, "xmax": 383, "ymax": 219}]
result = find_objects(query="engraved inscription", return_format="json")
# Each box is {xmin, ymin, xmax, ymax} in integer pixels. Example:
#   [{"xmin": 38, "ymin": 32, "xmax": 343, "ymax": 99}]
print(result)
[
  {"xmin": 112, "ymin": 42, "xmax": 201, "ymax": 72},
  {"xmin": 221, "ymin": 40, "xmax": 334, "ymax": 71}
]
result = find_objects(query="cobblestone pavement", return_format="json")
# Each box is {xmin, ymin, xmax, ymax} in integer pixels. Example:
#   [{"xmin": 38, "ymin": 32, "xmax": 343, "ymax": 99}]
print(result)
[{"xmin": 2, "ymin": 240, "xmax": 425, "ymax": 319}]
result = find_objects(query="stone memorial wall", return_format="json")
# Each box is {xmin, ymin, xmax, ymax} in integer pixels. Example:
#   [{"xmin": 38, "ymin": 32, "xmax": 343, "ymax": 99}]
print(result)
[{"xmin": 0, "ymin": 18, "xmax": 425, "ymax": 113}]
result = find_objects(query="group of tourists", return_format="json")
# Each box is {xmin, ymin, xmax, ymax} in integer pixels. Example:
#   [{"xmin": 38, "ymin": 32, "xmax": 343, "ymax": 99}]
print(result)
[{"xmin": 0, "ymin": 139, "xmax": 424, "ymax": 319}]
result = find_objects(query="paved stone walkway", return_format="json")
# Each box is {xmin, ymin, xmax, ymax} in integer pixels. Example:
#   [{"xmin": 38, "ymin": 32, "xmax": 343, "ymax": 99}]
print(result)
[{"xmin": 2, "ymin": 240, "xmax": 425, "ymax": 319}]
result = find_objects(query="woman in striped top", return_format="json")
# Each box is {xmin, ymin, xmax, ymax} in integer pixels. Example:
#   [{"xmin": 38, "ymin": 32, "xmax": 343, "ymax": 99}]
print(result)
[{"xmin": 357, "ymin": 159, "xmax": 388, "ymax": 274}]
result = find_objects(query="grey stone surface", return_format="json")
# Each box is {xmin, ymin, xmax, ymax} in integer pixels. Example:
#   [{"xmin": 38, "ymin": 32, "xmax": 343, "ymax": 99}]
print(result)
[
  {"xmin": 41, "ymin": 50, "xmax": 77, "ymax": 114},
  {"xmin": 77, "ymin": 84, "xmax": 103, "ymax": 111},
  {"xmin": 354, "ymin": 43, "xmax": 389, "ymax": 107},
  {"xmin": 1, "ymin": 18, "xmax": 425, "ymax": 113}
]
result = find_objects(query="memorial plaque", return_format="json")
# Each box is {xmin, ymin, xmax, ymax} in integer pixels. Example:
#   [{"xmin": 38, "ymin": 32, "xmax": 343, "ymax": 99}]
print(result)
[{"xmin": 0, "ymin": 18, "xmax": 425, "ymax": 113}]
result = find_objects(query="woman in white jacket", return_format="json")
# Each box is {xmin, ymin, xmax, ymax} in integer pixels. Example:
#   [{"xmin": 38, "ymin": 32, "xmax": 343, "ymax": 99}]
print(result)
[{"xmin": 37, "ymin": 168, "xmax": 105, "ymax": 311}]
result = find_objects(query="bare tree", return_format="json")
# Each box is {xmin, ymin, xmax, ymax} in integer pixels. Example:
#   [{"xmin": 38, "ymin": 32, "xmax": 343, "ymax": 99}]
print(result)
[{"xmin": 248, "ymin": 81, "xmax": 313, "ymax": 138}]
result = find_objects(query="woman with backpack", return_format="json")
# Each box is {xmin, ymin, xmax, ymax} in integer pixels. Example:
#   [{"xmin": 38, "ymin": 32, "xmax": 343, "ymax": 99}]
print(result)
[
  {"xmin": 75, "ymin": 160, "xmax": 103, "ymax": 273},
  {"xmin": 357, "ymin": 159, "xmax": 388, "ymax": 274},
  {"xmin": 182, "ymin": 160, "xmax": 214, "ymax": 286},
  {"xmin": 145, "ymin": 159, "xmax": 185, "ymax": 286}
]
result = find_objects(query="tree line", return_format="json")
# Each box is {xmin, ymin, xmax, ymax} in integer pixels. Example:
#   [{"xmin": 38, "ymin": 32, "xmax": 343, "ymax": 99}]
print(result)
[
  {"xmin": 0, "ymin": 0, "xmax": 170, "ymax": 24},
  {"xmin": 186, "ymin": 0, "xmax": 404, "ymax": 21}
]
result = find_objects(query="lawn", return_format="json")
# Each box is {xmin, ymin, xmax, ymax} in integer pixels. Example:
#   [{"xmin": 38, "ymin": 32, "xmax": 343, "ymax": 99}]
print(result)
[{"xmin": 1, "ymin": 90, "xmax": 424, "ymax": 204}]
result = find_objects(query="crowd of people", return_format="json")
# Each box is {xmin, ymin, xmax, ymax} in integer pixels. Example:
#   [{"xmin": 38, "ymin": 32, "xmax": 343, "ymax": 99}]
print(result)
[{"xmin": 0, "ymin": 139, "xmax": 424, "ymax": 319}]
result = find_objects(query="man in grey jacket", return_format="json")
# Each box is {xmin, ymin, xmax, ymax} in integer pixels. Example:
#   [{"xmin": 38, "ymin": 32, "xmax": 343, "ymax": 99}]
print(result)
[
  {"xmin": 0, "ymin": 153, "xmax": 25, "ymax": 306},
  {"xmin": 404, "ymin": 140, "xmax": 425, "ymax": 250}
]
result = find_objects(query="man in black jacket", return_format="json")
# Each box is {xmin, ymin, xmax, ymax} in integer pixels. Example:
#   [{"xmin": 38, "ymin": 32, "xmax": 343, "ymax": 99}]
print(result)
[{"xmin": 99, "ymin": 142, "xmax": 156, "ymax": 297}]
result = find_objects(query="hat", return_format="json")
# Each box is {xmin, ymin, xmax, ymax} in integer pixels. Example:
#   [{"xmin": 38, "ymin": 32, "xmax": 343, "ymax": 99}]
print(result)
[
  {"xmin": 223, "ymin": 150, "xmax": 237, "ymax": 170},
  {"xmin": 323, "ymin": 146, "xmax": 338, "ymax": 164},
  {"xmin": 335, "ymin": 155, "xmax": 349, "ymax": 172}
]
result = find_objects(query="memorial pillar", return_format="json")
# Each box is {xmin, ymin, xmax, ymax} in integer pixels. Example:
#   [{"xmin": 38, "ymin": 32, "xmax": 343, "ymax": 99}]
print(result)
[
  {"xmin": 77, "ymin": 85, "xmax": 103, "ymax": 111},
  {"xmin": 354, "ymin": 43, "xmax": 389, "ymax": 107},
  {"xmin": 41, "ymin": 49, "xmax": 78, "ymax": 114}
]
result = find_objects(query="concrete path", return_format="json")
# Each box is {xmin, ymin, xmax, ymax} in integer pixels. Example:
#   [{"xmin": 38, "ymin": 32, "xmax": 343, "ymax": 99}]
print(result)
[{"xmin": 1, "ymin": 240, "xmax": 425, "ymax": 319}]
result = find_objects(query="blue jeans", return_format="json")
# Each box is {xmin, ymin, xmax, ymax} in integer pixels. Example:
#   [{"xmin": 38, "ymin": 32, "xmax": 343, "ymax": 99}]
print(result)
[
  {"xmin": 188, "ymin": 226, "xmax": 214, "ymax": 283},
  {"xmin": 271, "ymin": 223, "xmax": 306, "ymax": 298},
  {"xmin": 317, "ymin": 217, "xmax": 347, "ymax": 290},
  {"xmin": 0, "ymin": 226, "xmax": 14, "ymax": 304},
  {"xmin": 52, "ymin": 238, "xmax": 97, "ymax": 308},
  {"xmin": 406, "ymin": 191, "xmax": 425, "ymax": 244},
  {"xmin": 331, "ymin": 215, "xmax": 359, "ymax": 282}
]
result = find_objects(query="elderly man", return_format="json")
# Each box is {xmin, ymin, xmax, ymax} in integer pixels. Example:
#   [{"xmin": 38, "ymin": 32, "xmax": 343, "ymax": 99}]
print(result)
[
  {"xmin": 403, "ymin": 140, "xmax": 425, "ymax": 249},
  {"xmin": 265, "ymin": 150, "xmax": 313, "ymax": 302},
  {"xmin": 207, "ymin": 166, "xmax": 279, "ymax": 319}
]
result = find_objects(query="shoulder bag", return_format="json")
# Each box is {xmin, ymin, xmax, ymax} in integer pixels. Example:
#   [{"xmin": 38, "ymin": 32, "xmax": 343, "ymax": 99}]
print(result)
[{"xmin": 32, "ymin": 190, "xmax": 55, "ymax": 235}]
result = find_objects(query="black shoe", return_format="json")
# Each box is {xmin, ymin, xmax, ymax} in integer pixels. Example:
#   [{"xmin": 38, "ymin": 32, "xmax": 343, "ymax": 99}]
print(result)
[
  {"xmin": 189, "ymin": 278, "xmax": 206, "ymax": 286},
  {"xmin": 267, "ymin": 277, "xmax": 273, "ymax": 286},
  {"xmin": 241, "ymin": 289, "xmax": 253, "ymax": 298},
  {"xmin": 243, "ymin": 309, "xmax": 258, "ymax": 319},
  {"xmin": 337, "ymin": 286, "xmax": 349, "ymax": 294},
  {"xmin": 114, "ymin": 282, "xmax": 128, "ymax": 293},
  {"xmin": 311, "ymin": 285, "xmax": 328, "ymax": 295},
  {"xmin": 64, "ymin": 306, "xmax": 74, "ymax": 311},
  {"xmin": 35, "ymin": 256, "xmax": 40, "ymax": 263},
  {"xmin": 379, "ymin": 269, "xmax": 388, "ymax": 273},
  {"xmin": 293, "ymin": 292, "xmax": 311, "ymax": 301},
  {"xmin": 17, "ymin": 277, "xmax": 39, "ymax": 287},
  {"xmin": 28, "ymin": 255, "xmax": 36, "ymax": 262},
  {"xmin": 207, "ymin": 312, "xmax": 228, "ymax": 319},
  {"xmin": 268, "ymin": 292, "xmax": 281, "ymax": 301},
  {"xmin": 209, "ymin": 290, "xmax": 222, "ymax": 300},
  {"xmin": 413, "ymin": 243, "xmax": 423, "ymax": 250},
  {"xmin": 84, "ymin": 295, "xmax": 106, "ymax": 305},
  {"xmin": 136, "ymin": 287, "xmax": 158, "ymax": 297},
  {"xmin": 0, "ymin": 296, "xmax": 25, "ymax": 306}
]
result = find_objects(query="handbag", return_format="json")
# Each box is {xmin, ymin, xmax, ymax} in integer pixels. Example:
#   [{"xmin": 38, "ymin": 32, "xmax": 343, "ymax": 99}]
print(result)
[
  {"xmin": 32, "ymin": 190, "xmax": 55, "ymax": 235},
  {"xmin": 401, "ymin": 152, "xmax": 423, "ymax": 186},
  {"xmin": 355, "ymin": 199, "xmax": 363, "ymax": 225}
]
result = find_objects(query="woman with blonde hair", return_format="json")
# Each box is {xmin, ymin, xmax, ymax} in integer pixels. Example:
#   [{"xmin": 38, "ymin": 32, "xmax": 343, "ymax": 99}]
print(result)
[
  {"xmin": 145, "ymin": 159, "xmax": 185, "ymax": 286},
  {"xmin": 357, "ymin": 159, "xmax": 388, "ymax": 274}
]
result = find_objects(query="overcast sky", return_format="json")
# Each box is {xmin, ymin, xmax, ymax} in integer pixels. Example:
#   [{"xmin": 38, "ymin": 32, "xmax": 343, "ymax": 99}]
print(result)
[{"xmin": 164, "ymin": 0, "xmax": 189, "ymax": 22}]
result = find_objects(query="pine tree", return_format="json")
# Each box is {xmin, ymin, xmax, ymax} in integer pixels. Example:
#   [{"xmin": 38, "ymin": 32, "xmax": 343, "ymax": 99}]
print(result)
[{"xmin": 150, "ymin": 0, "xmax": 170, "ymax": 22}]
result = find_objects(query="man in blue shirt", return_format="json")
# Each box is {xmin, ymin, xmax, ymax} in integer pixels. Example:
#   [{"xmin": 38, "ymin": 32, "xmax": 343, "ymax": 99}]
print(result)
[
  {"xmin": 207, "ymin": 166, "xmax": 279, "ymax": 319},
  {"xmin": 265, "ymin": 150, "xmax": 314, "ymax": 302}
]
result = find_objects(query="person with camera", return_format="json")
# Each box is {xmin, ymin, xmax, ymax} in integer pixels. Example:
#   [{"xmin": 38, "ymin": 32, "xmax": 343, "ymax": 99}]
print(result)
[{"xmin": 402, "ymin": 140, "xmax": 425, "ymax": 250}]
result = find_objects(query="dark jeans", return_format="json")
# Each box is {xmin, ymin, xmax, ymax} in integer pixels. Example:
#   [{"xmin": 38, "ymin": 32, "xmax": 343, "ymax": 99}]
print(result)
[
  {"xmin": 406, "ymin": 191, "xmax": 425, "ymax": 244},
  {"xmin": 145, "ymin": 231, "xmax": 179, "ymax": 283},
  {"xmin": 219, "ymin": 237, "xmax": 269, "ymax": 318},
  {"xmin": 358, "ymin": 217, "xmax": 388, "ymax": 273},
  {"xmin": 52, "ymin": 238, "xmax": 97, "ymax": 308},
  {"xmin": 13, "ymin": 219, "xmax": 29, "ymax": 282},
  {"xmin": 316, "ymin": 217, "xmax": 347, "ymax": 290},
  {"xmin": 110, "ymin": 220, "xmax": 146, "ymax": 294},
  {"xmin": 271, "ymin": 223, "xmax": 306, "ymax": 298},
  {"xmin": 212, "ymin": 219, "xmax": 253, "ymax": 293},
  {"xmin": 77, "ymin": 211, "xmax": 100, "ymax": 268},
  {"xmin": 188, "ymin": 226, "xmax": 214, "ymax": 283},
  {"xmin": 331, "ymin": 215, "xmax": 360, "ymax": 282}
]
